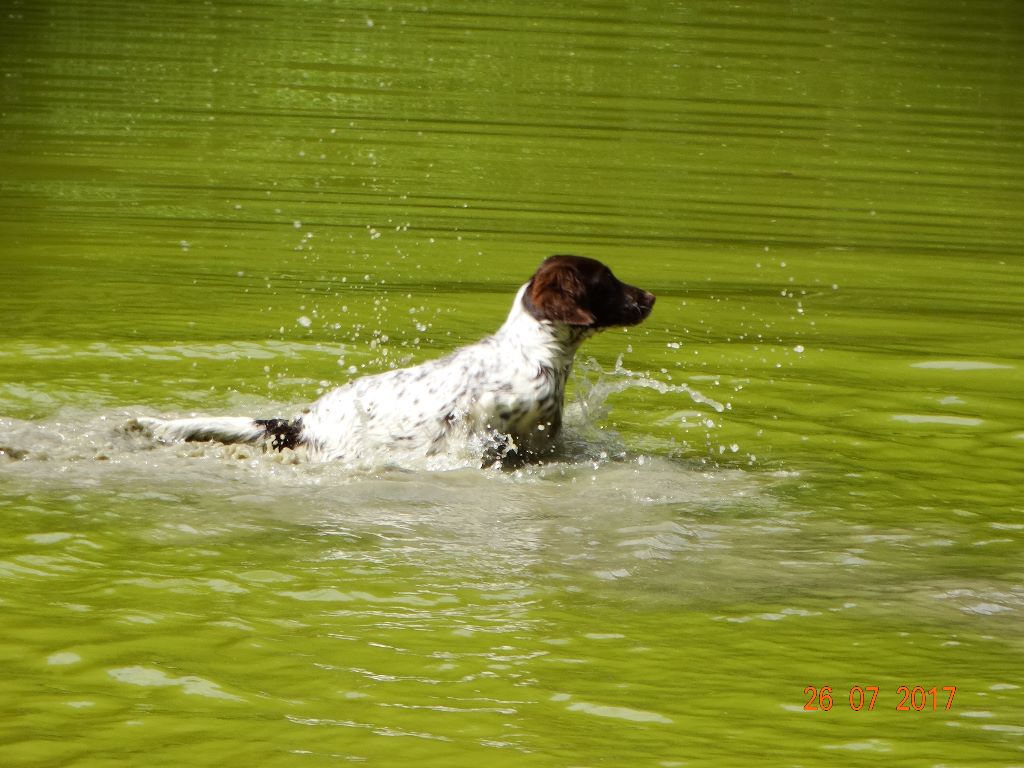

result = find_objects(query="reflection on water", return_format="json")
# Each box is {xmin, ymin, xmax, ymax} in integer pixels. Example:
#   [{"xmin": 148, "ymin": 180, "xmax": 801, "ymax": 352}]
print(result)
[{"xmin": 2, "ymin": 0, "xmax": 1023, "ymax": 765}]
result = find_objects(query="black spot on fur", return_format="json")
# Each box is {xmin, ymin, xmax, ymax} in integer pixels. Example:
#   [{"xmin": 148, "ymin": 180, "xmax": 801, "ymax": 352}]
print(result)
[{"xmin": 255, "ymin": 418, "xmax": 303, "ymax": 452}]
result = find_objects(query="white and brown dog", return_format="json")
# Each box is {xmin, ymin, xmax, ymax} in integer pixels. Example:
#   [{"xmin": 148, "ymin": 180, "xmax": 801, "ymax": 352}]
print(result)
[{"xmin": 133, "ymin": 255, "xmax": 655, "ymax": 467}]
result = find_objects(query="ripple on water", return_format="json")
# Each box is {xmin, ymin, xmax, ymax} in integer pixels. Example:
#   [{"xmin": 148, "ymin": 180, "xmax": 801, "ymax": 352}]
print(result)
[
  {"xmin": 551, "ymin": 693, "xmax": 673, "ymax": 725},
  {"xmin": 911, "ymin": 360, "xmax": 1014, "ymax": 371},
  {"xmin": 822, "ymin": 739, "xmax": 892, "ymax": 753},
  {"xmin": 46, "ymin": 651, "xmax": 83, "ymax": 666},
  {"xmin": 107, "ymin": 666, "xmax": 245, "ymax": 701},
  {"xmin": 891, "ymin": 414, "xmax": 984, "ymax": 427}
]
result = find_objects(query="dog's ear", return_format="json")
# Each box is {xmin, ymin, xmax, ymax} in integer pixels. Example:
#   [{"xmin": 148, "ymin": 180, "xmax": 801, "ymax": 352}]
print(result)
[{"xmin": 526, "ymin": 262, "xmax": 596, "ymax": 326}]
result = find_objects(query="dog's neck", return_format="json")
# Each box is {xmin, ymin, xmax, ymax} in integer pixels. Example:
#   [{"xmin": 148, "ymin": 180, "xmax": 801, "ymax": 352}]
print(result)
[{"xmin": 494, "ymin": 283, "xmax": 595, "ymax": 372}]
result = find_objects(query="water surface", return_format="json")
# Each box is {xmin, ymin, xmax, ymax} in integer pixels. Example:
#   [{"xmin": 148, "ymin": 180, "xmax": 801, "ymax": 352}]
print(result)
[{"xmin": 2, "ymin": 1, "xmax": 1023, "ymax": 765}]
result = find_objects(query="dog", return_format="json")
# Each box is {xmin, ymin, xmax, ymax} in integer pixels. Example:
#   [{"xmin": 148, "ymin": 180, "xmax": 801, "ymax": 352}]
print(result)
[{"xmin": 132, "ymin": 255, "xmax": 655, "ymax": 468}]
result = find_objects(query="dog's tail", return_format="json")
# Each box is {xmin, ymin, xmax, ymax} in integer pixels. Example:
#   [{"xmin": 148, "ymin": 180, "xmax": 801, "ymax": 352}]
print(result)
[{"xmin": 129, "ymin": 416, "xmax": 303, "ymax": 451}]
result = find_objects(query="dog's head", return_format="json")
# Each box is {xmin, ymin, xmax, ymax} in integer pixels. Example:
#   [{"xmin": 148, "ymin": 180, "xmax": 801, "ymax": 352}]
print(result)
[{"xmin": 523, "ymin": 255, "xmax": 655, "ymax": 329}]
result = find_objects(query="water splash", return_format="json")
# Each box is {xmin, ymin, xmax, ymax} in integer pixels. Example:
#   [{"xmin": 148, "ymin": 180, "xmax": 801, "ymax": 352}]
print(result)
[
  {"xmin": 1, "ymin": 355, "xmax": 731, "ymax": 477},
  {"xmin": 569, "ymin": 355, "xmax": 725, "ymax": 424}
]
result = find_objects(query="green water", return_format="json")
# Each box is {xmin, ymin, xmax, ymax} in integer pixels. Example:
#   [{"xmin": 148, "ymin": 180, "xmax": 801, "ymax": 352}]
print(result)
[{"xmin": 2, "ymin": 1, "xmax": 1023, "ymax": 765}]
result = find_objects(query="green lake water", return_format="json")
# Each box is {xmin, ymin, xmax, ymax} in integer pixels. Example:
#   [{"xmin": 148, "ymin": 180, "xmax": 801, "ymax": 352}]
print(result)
[{"xmin": 2, "ymin": 0, "xmax": 1023, "ymax": 765}]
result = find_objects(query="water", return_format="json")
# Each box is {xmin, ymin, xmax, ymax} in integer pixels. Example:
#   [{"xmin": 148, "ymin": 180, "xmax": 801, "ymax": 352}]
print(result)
[{"xmin": 2, "ymin": 0, "xmax": 1023, "ymax": 765}]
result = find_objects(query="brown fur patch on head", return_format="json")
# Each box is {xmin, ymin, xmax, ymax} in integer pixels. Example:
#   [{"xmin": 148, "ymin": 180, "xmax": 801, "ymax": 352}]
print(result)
[
  {"xmin": 523, "ymin": 255, "xmax": 655, "ymax": 328},
  {"xmin": 526, "ymin": 257, "xmax": 596, "ymax": 326}
]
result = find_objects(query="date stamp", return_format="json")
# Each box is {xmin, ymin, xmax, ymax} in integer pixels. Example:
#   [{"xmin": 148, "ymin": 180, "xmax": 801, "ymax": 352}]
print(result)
[{"xmin": 804, "ymin": 685, "xmax": 957, "ymax": 712}]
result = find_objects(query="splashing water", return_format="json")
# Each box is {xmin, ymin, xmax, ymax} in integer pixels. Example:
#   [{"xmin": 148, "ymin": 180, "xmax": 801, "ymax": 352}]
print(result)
[
  {"xmin": 577, "ymin": 354, "xmax": 726, "ymax": 417},
  {"xmin": 557, "ymin": 355, "xmax": 727, "ymax": 462},
  {"xmin": 0, "ymin": 351, "xmax": 729, "ymax": 479}
]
